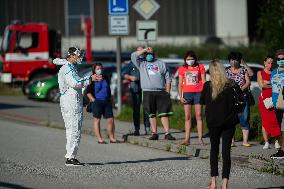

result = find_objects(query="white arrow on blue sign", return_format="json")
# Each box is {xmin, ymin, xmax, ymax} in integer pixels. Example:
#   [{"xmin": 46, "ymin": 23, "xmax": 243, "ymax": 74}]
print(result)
[{"xmin": 108, "ymin": 0, "xmax": 129, "ymax": 15}]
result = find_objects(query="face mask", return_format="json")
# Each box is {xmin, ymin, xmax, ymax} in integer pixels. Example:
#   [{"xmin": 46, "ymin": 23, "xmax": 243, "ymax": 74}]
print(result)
[
  {"xmin": 76, "ymin": 57, "xmax": 83, "ymax": 64},
  {"xmin": 95, "ymin": 69, "xmax": 102, "ymax": 75},
  {"xmin": 230, "ymin": 60, "xmax": 240, "ymax": 68},
  {"xmin": 145, "ymin": 53, "xmax": 154, "ymax": 62},
  {"xmin": 277, "ymin": 59, "xmax": 284, "ymax": 67},
  {"xmin": 265, "ymin": 64, "xmax": 272, "ymax": 70},
  {"xmin": 186, "ymin": 60, "xmax": 195, "ymax": 66}
]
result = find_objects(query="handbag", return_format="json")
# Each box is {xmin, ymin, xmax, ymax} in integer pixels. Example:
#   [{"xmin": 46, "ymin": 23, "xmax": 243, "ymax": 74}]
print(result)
[
  {"xmin": 276, "ymin": 90, "xmax": 284, "ymax": 110},
  {"xmin": 245, "ymin": 89, "xmax": 255, "ymax": 106},
  {"xmin": 232, "ymin": 84, "xmax": 246, "ymax": 114},
  {"xmin": 263, "ymin": 96, "xmax": 274, "ymax": 109}
]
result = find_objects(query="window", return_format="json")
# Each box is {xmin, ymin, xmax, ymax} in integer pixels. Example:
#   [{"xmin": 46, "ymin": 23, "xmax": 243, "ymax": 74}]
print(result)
[
  {"xmin": 1, "ymin": 28, "xmax": 12, "ymax": 52},
  {"xmin": 15, "ymin": 32, "xmax": 39, "ymax": 51},
  {"xmin": 66, "ymin": 0, "xmax": 93, "ymax": 36}
]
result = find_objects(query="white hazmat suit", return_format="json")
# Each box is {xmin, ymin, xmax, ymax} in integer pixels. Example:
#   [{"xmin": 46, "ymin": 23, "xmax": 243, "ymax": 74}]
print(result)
[{"xmin": 55, "ymin": 58, "xmax": 91, "ymax": 159}]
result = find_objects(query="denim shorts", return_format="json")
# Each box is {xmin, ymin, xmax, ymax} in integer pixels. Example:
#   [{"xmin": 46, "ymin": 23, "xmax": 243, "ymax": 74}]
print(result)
[
  {"xmin": 92, "ymin": 100, "xmax": 113, "ymax": 119},
  {"xmin": 183, "ymin": 92, "xmax": 201, "ymax": 105}
]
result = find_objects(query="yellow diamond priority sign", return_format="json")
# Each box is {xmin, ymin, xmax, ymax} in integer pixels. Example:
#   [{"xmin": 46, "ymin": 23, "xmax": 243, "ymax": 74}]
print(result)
[{"xmin": 133, "ymin": 0, "xmax": 160, "ymax": 20}]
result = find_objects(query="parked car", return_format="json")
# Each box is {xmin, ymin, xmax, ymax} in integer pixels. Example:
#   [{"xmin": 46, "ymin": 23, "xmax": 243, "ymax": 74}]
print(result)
[{"xmin": 26, "ymin": 62, "xmax": 116, "ymax": 103}]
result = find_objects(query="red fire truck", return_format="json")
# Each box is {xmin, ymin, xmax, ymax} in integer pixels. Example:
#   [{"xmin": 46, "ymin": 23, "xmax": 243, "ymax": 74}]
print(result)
[{"xmin": 0, "ymin": 21, "xmax": 61, "ymax": 93}]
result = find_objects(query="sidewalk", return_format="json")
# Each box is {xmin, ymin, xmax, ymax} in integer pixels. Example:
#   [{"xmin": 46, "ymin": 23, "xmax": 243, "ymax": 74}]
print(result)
[{"xmin": 1, "ymin": 108, "xmax": 283, "ymax": 172}]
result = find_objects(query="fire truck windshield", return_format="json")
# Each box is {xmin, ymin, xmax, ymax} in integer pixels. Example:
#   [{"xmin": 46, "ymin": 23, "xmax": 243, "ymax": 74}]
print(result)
[{"xmin": 1, "ymin": 28, "xmax": 12, "ymax": 52}]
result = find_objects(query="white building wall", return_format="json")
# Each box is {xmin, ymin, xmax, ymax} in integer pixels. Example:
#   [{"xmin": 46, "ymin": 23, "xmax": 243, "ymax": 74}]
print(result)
[{"xmin": 214, "ymin": 0, "xmax": 248, "ymax": 46}]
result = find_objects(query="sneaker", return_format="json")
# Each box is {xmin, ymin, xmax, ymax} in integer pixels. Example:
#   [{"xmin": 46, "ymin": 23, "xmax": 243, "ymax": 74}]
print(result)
[
  {"xmin": 133, "ymin": 130, "xmax": 140, "ymax": 136},
  {"xmin": 275, "ymin": 140, "xmax": 281, "ymax": 149},
  {"xmin": 164, "ymin": 133, "xmax": 176, "ymax": 140},
  {"xmin": 149, "ymin": 133, "xmax": 159, "ymax": 140},
  {"xmin": 65, "ymin": 158, "xmax": 84, "ymax": 166},
  {"xmin": 270, "ymin": 149, "xmax": 284, "ymax": 159},
  {"xmin": 263, "ymin": 142, "xmax": 270, "ymax": 149}
]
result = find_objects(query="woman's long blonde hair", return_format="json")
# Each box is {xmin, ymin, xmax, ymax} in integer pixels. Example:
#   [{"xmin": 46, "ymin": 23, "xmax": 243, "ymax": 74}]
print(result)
[{"xmin": 209, "ymin": 59, "xmax": 230, "ymax": 99}]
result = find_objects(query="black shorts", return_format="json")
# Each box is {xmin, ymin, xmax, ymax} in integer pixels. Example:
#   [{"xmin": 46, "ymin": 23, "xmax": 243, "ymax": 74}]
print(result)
[
  {"xmin": 143, "ymin": 91, "xmax": 173, "ymax": 118},
  {"xmin": 92, "ymin": 100, "xmax": 113, "ymax": 119}
]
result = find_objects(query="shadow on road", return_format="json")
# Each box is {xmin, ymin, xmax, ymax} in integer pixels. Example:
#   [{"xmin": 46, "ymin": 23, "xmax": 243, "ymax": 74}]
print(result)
[
  {"xmin": 86, "ymin": 156, "xmax": 191, "ymax": 166},
  {"xmin": 0, "ymin": 181, "xmax": 33, "ymax": 189},
  {"xmin": 0, "ymin": 103, "xmax": 37, "ymax": 110}
]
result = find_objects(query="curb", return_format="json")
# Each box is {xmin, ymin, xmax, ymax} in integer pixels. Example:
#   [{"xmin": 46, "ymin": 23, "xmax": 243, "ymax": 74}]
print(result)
[{"xmin": 124, "ymin": 134, "xmax": 210, "ymax": 158}]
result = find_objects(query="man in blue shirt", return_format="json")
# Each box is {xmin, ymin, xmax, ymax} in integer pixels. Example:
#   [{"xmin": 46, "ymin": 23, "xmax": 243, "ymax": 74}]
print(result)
[
  {"xmin": 270, "ymin": 49, "xmax": 284, "ymax": 159},
  {"xmin": 123, "ymin": 47, "xmax": 150, "ymax": 136}
]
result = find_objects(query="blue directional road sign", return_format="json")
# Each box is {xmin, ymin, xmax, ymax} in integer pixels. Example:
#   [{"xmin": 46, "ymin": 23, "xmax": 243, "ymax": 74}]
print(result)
[{"xmin": 108, "ymin": 0, "xmax": 129, "ymax": 15}]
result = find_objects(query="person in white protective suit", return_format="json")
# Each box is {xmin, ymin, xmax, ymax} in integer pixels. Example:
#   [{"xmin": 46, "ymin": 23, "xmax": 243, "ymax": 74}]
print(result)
[{"xmin": 54, "ymin": 47, "xmax": 95, "ymax": 166}]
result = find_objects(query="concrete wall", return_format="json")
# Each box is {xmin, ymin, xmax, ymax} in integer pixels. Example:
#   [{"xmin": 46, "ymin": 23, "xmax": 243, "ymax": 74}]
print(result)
[{"xmin": 214, "ymin": 0, "xmax": 248, "ymax": 46}]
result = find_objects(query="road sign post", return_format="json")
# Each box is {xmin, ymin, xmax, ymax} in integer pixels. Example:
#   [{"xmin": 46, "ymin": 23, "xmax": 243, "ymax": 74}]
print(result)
[
  {"xmin": 108, "ymin": 0, "xmax": 129, "ymax": 115},
  {"xmin": 108, "ymin": 0, "xmax": 129, "ymax": 14},
  {"xmin": 133, "ymin": 0, "xmax": 160, "ymax": 46}
]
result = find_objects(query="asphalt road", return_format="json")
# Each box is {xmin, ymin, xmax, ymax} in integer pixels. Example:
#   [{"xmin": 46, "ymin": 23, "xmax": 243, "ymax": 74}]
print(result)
[{"xmin": 0, "ymin": 119, "xmax": 283, "ymax": 189}]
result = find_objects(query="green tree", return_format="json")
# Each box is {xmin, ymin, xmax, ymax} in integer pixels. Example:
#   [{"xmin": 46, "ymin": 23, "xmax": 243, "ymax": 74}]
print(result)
[{"xmin": 257, "ymin": 0, "xmax": 284, "ymax": 53}]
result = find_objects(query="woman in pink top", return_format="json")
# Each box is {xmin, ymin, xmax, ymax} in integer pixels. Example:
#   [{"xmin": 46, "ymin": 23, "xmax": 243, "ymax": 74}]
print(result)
[{"xmin": 178, "ymin": 50, "xmax": 206, "ymax": 145}]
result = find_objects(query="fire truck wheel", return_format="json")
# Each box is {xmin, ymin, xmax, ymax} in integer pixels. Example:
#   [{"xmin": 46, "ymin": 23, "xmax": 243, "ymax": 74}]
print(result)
[{"xmin": 47, "ymin": 87, "xmax": 60, "ymax": 103}]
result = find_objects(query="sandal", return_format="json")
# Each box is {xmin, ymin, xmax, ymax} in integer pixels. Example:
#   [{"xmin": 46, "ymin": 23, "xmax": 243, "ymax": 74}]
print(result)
[
  {"xmin": 242, "ymin": 143, "xmax": 251, "ymax": 147},
  {"xmin": 98, "ymin": 141, "xmax": 107, "ymax": 144}
]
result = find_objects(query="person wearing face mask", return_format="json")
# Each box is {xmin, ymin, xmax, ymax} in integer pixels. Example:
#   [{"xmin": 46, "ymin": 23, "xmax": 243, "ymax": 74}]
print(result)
[
  {"xmin": 270, "ymin": 49, "xmax": 284, "ymax": 159},
  {"xmin": 225, "ymin": 51, "xmax": 252, "ymax": 147},
  {"xmin": 86, "ymin": 63, "xmax": 117, "ymax": 144},
  {"xmin": 56, "ymin": 47, "xmax": 96, "ymax": 166},
  {"xmin": 177, "ymin": 50, "xmax": 206, "ymax": 145},
  {"xmin": 257, "ymin": 55, "xmax": 281, "ymax": 150},
  {"xmin": 131, "ymin": 47, "xmax": 176, "ymax": 141}
]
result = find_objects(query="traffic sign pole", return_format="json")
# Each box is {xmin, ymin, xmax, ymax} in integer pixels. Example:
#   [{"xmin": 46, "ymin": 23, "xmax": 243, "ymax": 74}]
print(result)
[
  {"xmin": 116, "ymin": 37, "xmax": 122, "ymax": 115},
  {"xmin": 108, "ymin": 0, "xmax": 129, "ymax": 116}
]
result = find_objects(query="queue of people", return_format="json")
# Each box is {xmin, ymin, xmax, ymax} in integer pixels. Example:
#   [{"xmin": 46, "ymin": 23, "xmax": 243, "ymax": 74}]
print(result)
[{"xmin": 54, "ymin": 46, "xmax": 284, "ymax": 189}]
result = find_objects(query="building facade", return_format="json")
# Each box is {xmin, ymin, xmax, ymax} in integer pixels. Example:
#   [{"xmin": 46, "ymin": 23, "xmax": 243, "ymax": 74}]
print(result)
[{"xmin": 0, "ymin": 0, "xmax": 248, "ymax": 51}]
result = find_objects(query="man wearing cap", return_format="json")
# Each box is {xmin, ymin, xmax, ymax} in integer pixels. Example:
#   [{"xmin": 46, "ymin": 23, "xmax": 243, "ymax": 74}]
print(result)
[
  {"xmin": 56, "ymin": 47, "xmax": 96, "ymax": 166},
  {"xmin": 131, "ymin": 47, "xmax": 176, "ymax": 141}
]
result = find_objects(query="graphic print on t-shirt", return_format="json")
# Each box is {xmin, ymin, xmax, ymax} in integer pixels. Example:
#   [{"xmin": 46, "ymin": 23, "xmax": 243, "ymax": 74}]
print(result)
[
  {"xmin": 146, "ymin": 64, "xmax": 160, "ymax": 75},
  {"xmin": 271, "ymin": 72, "xmax": 284, "ymax": 93},
  {"xmin": 185, "ymin": 71, "xmax": 199, "ymax": 85}
]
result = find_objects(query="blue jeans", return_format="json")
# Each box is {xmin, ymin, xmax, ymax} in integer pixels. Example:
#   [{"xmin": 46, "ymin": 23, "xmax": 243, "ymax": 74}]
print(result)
[
  {"xmin": 131, "ymin": 90, "xmax": 150, "ymax": 131},
  {"xmin": 239, "ymin": 97, "xmax": 250, "ymax": 130}
]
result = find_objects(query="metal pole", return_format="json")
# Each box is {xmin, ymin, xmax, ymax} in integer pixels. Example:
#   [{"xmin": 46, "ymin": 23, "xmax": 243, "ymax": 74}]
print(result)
[
  {"xmin": 116, "ymin": 37, "xmax": 122, "ymax": 115},
  {"xmin": 145, "ymin": 40, "xmax": 149, "ymax": 47}
]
